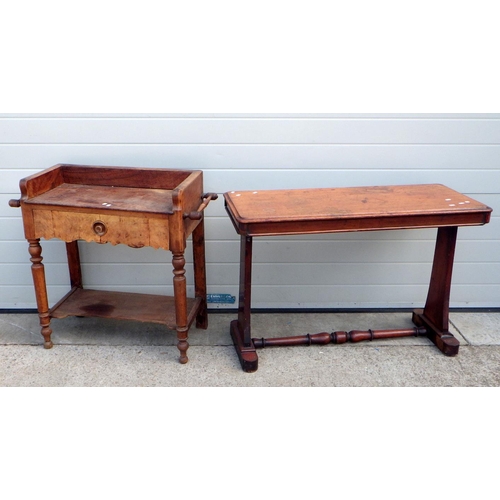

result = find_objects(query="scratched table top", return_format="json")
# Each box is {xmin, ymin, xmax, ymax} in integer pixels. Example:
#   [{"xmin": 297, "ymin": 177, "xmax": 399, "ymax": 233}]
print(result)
[
  {"xmin": 224, "ymin": 184, "xmax": 492, "ymax": 235},
  {"xmin": 26, "ymin": 183, "xmax": 175, "ymax": 214}
]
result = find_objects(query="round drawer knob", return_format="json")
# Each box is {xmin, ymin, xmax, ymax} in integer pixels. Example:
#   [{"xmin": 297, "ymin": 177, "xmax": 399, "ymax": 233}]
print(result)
[{"xmin": 92, "ymin": 220, "xmax": 107, "ymax": 236}]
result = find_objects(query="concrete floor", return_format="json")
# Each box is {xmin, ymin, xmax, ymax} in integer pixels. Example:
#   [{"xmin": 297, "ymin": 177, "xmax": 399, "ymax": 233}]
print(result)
[{"xmin": 1, "ymin": 310, "xmax": 499, "ymax": 386}]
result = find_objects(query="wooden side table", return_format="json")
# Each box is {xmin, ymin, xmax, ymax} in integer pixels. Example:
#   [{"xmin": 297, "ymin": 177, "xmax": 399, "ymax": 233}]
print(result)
[
  {"xmin": 9, "ymin": 164, "xmax": 217, "ymax": 364},
  {"xmin": 224, "ymin": 184, "xmax": 492, "ymax": 372}
]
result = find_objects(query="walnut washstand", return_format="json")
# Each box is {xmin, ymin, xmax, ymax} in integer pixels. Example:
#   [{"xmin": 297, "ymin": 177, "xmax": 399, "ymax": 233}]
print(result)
[
  {"xmin": 9, "ymin": 164, "xmax": 218, "ymax": 364},
  {"xmin": 224, "ymin": 184, "xmax": 492, "ymax": 372}
]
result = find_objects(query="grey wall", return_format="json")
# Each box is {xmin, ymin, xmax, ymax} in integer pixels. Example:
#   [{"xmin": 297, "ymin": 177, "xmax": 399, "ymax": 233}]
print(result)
[{"xmin": 1, "ymin": 114, "xmax": 498, "ymax": 309}]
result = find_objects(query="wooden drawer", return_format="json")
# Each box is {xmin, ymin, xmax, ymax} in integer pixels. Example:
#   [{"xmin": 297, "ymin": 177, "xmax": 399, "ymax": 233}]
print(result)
[{"xmin": 33, "ymin": 209, "xmax": 170, "ymax": 250}]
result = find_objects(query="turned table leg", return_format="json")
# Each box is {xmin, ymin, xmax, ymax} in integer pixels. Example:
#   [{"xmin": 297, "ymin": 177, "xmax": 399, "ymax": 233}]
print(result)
[
  {"xmin": 192, "ymin": 219, "xmax": 208, "ymax": 329},
  {"xmin": 172, "ymin": 251, "xmax": 189, "ymax": 364},
  {"xmin": 413, "ymin": 226, "xmax": 460, "ymax": 355},
  {"xmin": 28, "ymin": 239, "xmax": 53, "ymax": 349},
  {"xmin": 230, "ymin": 235, "xmax": 258, "ymax": 372}
]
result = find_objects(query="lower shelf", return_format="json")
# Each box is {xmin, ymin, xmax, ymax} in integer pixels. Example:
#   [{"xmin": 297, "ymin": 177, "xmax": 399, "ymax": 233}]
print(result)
[{"xmin": 49, "ymin": 287, "xmax": 202, "ymax": 330}]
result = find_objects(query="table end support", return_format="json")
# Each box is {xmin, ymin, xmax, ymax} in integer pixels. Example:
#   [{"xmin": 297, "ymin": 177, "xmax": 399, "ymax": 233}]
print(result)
[
  {"xmin": 412, "ymin": 309, "xmax": 460, "ymax": 356},
  {"xmin": 230, "ymin": 320, "xmax": 258, "ymax": 372}
]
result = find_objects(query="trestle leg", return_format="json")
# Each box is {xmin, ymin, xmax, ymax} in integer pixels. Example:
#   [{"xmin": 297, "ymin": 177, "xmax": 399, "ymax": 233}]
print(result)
[{"xmin": 412, "ymin": 226, "xmax": 460, "ymax": 356}]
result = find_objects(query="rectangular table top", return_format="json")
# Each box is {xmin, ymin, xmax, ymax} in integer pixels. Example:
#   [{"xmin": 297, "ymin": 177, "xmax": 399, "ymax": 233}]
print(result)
[
  {"xmin": 224, "ymin": 184, "xmax": 492, "ymax": 236},
  {"xmin": 16, "ymin": 164, "xmax": 205, "ymax": 217},
  {"xmin": 25, "ymin": 183, "xmax": 175, "ymax": 215}
]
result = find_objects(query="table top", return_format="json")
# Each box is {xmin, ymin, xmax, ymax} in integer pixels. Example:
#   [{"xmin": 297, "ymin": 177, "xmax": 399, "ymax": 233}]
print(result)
[
  {"xmin": 224, "ymin": 184, "xmax": 492, "ymax": 236},
  {"xmin": 17, "ymin": 164, "xmax": 205, "ymax": 217},
  {"xmin": 26, "ymin": 183, "xmax": 175, "ymax": 215}
]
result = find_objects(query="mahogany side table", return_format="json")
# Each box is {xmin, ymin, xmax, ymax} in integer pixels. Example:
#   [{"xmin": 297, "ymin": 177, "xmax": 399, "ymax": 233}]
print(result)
[
  {"xmin": 224, "ymin": 184, "xmax": 492, "ymax": 372},
  {"xmin": 9, "ymin": 164, "xmax": 217, "ymax": 364}
]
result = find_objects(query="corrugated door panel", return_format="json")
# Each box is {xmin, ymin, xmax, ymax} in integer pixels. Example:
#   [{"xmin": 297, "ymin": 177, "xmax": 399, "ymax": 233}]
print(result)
[{"xmin": 1, "ymin": 114, "xmax": 498, "ymax": 309}]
